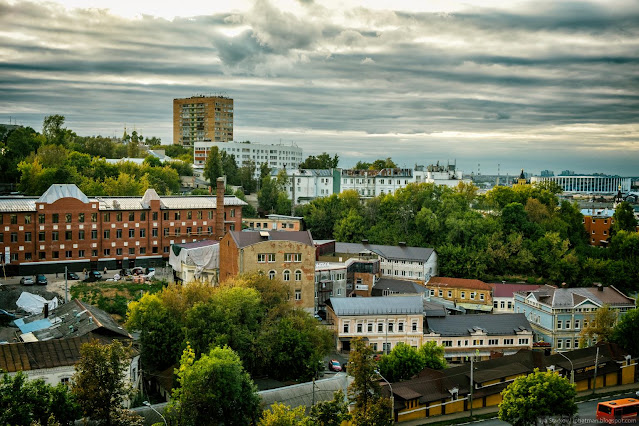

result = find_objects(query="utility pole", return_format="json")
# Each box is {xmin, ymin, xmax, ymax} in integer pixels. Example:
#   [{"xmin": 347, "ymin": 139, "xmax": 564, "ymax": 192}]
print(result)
[
  {"xmin": 64, "ymin": 266, "xmax": 68, "ymax": 303},
  {"xmin": 592, "ymin": 346, "xmax": 600, "ymax": 395},
  {"xmin": 312, "ymin": 377, "xmax": 315, "ymax": 407},
  {"xmin": 470, "ymin": 356, "xmax": 474, "ymax": 417}
]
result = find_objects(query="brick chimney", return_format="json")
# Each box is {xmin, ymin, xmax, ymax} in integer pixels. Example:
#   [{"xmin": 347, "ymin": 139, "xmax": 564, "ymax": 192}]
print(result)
[{"xmin": 216, "ymin": 177, "xmax": 225, "ymax": 239}]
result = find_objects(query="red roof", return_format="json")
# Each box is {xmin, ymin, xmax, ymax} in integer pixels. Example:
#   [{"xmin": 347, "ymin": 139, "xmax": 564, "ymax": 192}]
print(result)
[
  {"xmin": 489, "ymin": 283, "xmax": 543, "ymax": 298},
  {"xmin": 427, "ymin": 277, "xmax": 492, "ymax": 291}
]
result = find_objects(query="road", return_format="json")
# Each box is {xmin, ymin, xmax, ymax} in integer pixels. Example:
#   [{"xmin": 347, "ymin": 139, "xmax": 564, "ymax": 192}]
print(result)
[{"xmin": 471, "ymin": 392, "xmax": 638, "ymax": 425}]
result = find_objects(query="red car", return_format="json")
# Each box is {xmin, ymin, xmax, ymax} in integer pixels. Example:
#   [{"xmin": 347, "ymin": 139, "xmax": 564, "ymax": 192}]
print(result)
[{"xmin": 328, "ymin": 360, "xmax": 342, "ymax": 372}]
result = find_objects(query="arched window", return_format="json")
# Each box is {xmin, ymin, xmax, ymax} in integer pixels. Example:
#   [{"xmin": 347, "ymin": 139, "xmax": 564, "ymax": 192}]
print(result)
[
  {"xmin": 295, "ymin": 270, "xmax": 302, "ymax": 281},
  {"xmin": 283, "ymin": 270, "xmax": 291, "ymax": 281},
  {"xmin": 268, "ymin": 270, "xmax": 276, "ymax": 280}
]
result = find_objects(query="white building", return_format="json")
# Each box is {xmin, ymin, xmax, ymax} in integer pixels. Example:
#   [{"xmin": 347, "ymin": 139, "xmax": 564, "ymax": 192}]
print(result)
[
  {"xmin": 414, "ymin": 163, "xmax": 467, "ymax": 187},
  {"xmin": 531, "ymin": 175, "xmax": 632, "ymax": 194},
  {"xmin": 274, "ymin": 169, "xmax": 337, "ymax": 204},
  {"xmin": 340, "ymin": 168, "xmax": 413, "ymax": 199},
  {"xmin": 193, "ymin": 141, "xmax": 303, "ymax": 171}
]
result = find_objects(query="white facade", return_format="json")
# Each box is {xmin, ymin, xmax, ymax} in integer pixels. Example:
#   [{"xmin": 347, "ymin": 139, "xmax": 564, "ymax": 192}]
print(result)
[
  {"xmin": 531, "ymin": 175, "xmax": 631, "ymax": 194},
  {"xmin": 414, "ymin": 163, "xmax": 467, "ymax": 188},
  {"xmin": 340, "ymin": 168, "xmax": 413, "ymax": 199},
  {"xmin": 379, "ymin": 255, "xmax": 437, "ymax": 282},
  {"xmin": 274, "ymin": 169, "xmax": 336, "ymax": 204},
  {"xmin": 423, "ymin": 330, "xmax": 533, "ymax": 361},
  {"xmin": 194, "ymin": 141, "xmax": 303, "ymax": 171}
]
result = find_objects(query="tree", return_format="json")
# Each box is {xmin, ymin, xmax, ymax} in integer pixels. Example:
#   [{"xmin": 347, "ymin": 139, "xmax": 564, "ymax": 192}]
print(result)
[
  {"xmin": 258, "ymin": 175, "xmax": 280, "ymax": 214},
  {"xmin": 0, "ymin": 371, "xmax": 80, "ymax": 425},
  {"xmin": 347, "ymin": 338, "xmax": 381, "ymax": 416},
  {"xmin": 351, "ymin": 397, "xmax": 393, "ymax": 426},
  {"xmin": 309, "ymin": 389, "xmax": 351, "ymax": 426},
  {"xmin": 418, "ymin": 341, "xmax": 447, "ymax": 370},
  {"xmin": 72, "ymin": 339, "xmax": 132, "ymax": 426},
  {"xmin": 354, "ymin": 161, "xmax": 371, "ymax": 170},
  {"xmin": 612, "ymin": 202, "xmax": 638, "ymax": 235},
  {"xmin": 611, "ymin": 308, "xmax": 639, "ymax": 356},
  {"xmin": 579, "ymin": 304, "xmax": 617, "ymax": 346},
  {"xmin": 378, "ymin": 343, "xmax": 425, "ymax": 382},
  {"xmin": 299, "ymin": 152, "xmax": 339, "ymax": 169},
  {"xmin": 167, "ymin": 344, "xmax": 261, "ymax": 426},
  {"xmin": 371, "ymin": 157, "xmax": 397, "ymax": 170},
  {"xmin": 204, "ymin": 146, "xmax": 223, "ymax": 184},
  {"xmin": 42, "ymin": 114, "xmax": 66, "ymax": 145},
  {"xmin": 259, "ymin": 403, "xmax": 311, "ymax": 426},
  {"xmin": 499, "ymin": 369, "xmax": 577, "ymax": 426}
]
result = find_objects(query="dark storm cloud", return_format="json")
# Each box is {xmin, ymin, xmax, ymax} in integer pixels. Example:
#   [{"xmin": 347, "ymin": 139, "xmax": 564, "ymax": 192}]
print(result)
[{"xmin": 1, "ymin": 0, "xmax": 638, "ymax": 175}]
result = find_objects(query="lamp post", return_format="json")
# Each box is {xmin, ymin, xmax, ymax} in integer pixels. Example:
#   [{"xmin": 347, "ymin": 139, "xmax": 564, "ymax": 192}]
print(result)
[
  {"xmin": 557, "ymin": 351, "xmax": 574, "ymax": 384},
  {"xmin": 375, "ymin": 370, "xmax": 394, "ymax": 423},
  {"xmin": 143, "ymin": 401, "xmax": 167, "ymax": 426}
]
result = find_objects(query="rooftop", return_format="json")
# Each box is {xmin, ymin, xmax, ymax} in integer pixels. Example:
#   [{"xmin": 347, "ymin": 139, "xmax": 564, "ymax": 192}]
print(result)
[
  {"xmin": 372, "ymin": 278, "xmax": 426, "ymax": 297},
  {"xmin": 327, "ymin": 295, "xmax": 424, "ymax": 316},
  {"xmin": 519, "ymin": 285, "xmax": 635, "ymax": 308},
  {"xmin": 426, "ymin": 313, "xmax": 532, "ymax": 337},
  {"xmin": 228, "ymin": 230, "xmax": 314, "ymax": 249},
  {"xmin": 427, "ymin": 277, "xmax": 492, "ymax": 291},
  {"xmin": 334, "ymin": 242, "xmax": 434, "ymax": 262},
  {"xmin": 489, "ymin": 283, "xmax": 543, "ymax": 298}
]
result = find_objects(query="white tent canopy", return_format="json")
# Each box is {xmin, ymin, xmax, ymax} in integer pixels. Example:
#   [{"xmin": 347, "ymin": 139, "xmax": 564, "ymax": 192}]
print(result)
[
  {"xmin": 16, "ymin": 292, "xmax": 59, "ymax": 315},
  {"xmin": 169, "ymin": 240, "xmax": 220, "ymax": 279}
]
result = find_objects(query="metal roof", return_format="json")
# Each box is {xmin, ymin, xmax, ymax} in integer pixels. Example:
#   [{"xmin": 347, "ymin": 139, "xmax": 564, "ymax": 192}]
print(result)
[
  {"xmin": 426, "ymin": 313, "xmax": 531, "ymax": 336},
  {"xmin": 228, "ymin": 230, "xmax": 314, "ymax": 249},
  {"xmin": 334, "ymin": 242, "xmax": 434, "ymax": 262},
  {"xmin": 37, "ymin": 184, "xmax": 89, "ymax": 204},
  {"xmin": 0, "ymin": 198, "xmax": 37, "ymax": 212},
  {"xmin": 328, "ymin": 295, "xmax": 424, "ymax": 316},
  {"xmin": 372, "ymin": 278, "xmax": 426, "ymax": 296}
]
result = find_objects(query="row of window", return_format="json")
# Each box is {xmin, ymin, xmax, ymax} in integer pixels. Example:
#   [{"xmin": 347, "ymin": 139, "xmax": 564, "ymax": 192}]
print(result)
[
  {"xmin": 315, "ymin": 272, "xmax": 346, "ymax": 282},
  {"xmin": 343, "ymin": 178, "xmax": 410, "ymax": 185},
  {"xmin": 0, "ymin": 209, "xmax": 235, "ymax": 225},
  {"xmin": 556, "ymin": 319, "xmax": 586, "ymax": 330},
  {"xmin": 430, "ymin": 289, "xmax": 486, "ymax": 301},
  {"xmin": 383, "ymin": 269, "xmax": 422, "ymax": 278},
  {"xmin": 343, "ymin": 321, "xmax": 420, "ymax": 334},
  {"xmin": 265, "ymin": 269, "xmax": 303, "ymax": 281},
  {"xmin": 556, "ymin": 338, "xmax": 581, "ymax": 350},
  {"xmin": 380, "ymin": 259, "xmax": 424, "ymax": 266},
  {"xmin": 8, "ymin": 246, "xmax": 170, "ymax": 261},
  {"xmin": 257, "ymin": 253, "xmax": 302, "ymax": 263},
  {"xmin": 494, "ymin": 301, "xmax": 513, "ymax": 309},
  {"xmin": 441, "ymin": 338, "xmax": 529, "ymax": 347}
]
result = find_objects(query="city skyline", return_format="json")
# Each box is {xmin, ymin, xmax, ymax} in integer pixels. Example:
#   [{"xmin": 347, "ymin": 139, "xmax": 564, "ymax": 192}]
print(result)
[{"xmin": 1, "ymin": 0, "xmax": 638, "ymax": 175}]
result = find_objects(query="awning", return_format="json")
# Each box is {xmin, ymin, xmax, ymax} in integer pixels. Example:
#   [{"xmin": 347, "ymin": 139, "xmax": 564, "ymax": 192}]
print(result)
[{"xmin": 456, "ymin": 303, "xmax": 493, "ymax": 312}]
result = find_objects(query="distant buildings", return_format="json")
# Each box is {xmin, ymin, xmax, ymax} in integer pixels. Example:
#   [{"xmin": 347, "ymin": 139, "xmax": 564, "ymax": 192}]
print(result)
[
  {"xmin": 426, "ymin": 277, "xmax": 493, "ymax": 313},
  {"xmin": 489, "ymin": 282, "xmax": 542, "ymax": 313},
  {"xmin": 242, "ymin": 214, "xmax": 305, "ymax": 232},
  {"xmin": 531, "ymin": 175, "xmax": 632, "ymax": 194},
  {"xmin": 276, "ymin": 169, "xmax": 336, "ymax": 204},
  {"xmin": 581, "ymin": 208, "xmax": 615, "ymax": 246},
  {"xmin": 194, "ymin": 140, "xmax": 302, "ymax": 171},
  {"xmin": 173, "ymin": 95, "xmax": 233, "ymax": 147}
]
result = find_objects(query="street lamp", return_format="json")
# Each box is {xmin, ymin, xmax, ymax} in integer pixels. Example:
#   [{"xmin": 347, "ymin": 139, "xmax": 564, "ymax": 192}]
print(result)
[
  {"xmin": 375, "ymin": 370, "xmax": 394, "ymax": 423},
  {"xmin": 556, "ymin": 352, "xmax": 574, "ymax": 384},
  {"xmin": 143, "ymin": 401, "xmax": 167, "ymax": 426}
]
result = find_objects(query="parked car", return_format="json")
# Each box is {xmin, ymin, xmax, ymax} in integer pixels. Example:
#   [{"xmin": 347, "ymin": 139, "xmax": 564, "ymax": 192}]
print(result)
[
  {"xmin": 20, "ymin": 276, "xmax": 34, "ymax": 285},
  {"xmin": 131, "ymin": 267, "xmax": 145, "ymax": 275},
  {"xmin": 119, "ymin": 268, "xmax": 132, "ymax": 277},
  {"xmin": 84, "ymin": 271, "xmax": 102, "ymax": 282},
  {"xmin": 66, "ymin": 272, "xmax": 80, "ymax": 280},
  {"xmin": 36, "ymin": 274, "xmax": 48, "ymax": 285},
  {"xmin": 328, "ymin": 359, "xmax": 342, "ymax": 372}
]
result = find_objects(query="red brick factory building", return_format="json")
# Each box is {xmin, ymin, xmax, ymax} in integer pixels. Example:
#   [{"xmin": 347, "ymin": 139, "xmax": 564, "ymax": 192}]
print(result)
[{"xmin": 0, "ymin": 178, "xmax": 245, "ymax": 275}]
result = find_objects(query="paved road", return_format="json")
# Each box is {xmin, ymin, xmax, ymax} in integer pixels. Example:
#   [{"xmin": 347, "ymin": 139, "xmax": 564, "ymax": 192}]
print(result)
[{"xmin": 472, "ymin": 392, "xmax": 638, "ymax": 425}]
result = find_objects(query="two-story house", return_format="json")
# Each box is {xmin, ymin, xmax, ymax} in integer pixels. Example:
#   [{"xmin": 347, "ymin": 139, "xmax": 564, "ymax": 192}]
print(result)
[
  {"xmin": 219, "ymin": 230, "xmax": 316, "ymax": 312},
  {"xmin": 489, "ymin": 283, "xmax": 542, "ymax": 313},
  {"xmin": 426, "ymin": 277, "xmax": 493, "ymax": 313},
  {"xmin": 423, "ymin": 313, "xmax": 533, "ymax": 362},
  {"xmin": 326, "ymin": 296, "xmax": 425, "ymax": 353},
  {"xmin": 514, "ymin": 284, "xmax": 636, "ymax": 351}
]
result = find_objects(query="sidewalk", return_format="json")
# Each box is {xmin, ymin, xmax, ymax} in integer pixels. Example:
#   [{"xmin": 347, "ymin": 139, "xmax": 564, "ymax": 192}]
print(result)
[{"xmin": 398, "ymin": 382, "xmax": 639, "ymax": 426}]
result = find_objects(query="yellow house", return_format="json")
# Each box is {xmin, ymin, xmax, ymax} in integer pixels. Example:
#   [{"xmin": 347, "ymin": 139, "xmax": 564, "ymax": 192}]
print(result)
[{"xmin": 426, "ymin": 277, "xmax": 493, "ymax": 312}]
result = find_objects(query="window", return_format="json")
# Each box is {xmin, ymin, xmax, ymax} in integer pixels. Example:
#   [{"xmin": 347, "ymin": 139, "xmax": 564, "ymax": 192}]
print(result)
[
  {"xmin": 175, "ymin": 227, "xmax": 181, "ymax": 236},
  {"xmin": 52, "ymin": 231, "xmax": 59, "ymax": 241},
  {"xmin": 500, "ymin": 301, "xmax": 505, "ymax": 309},
  {"xmin": 103, "ymin": 212, "xmax": 110, "ymax": 222},
  {"xmin": 163, "ymin": 246, "xmax": 169, "ymax": 253},
  {"xmin": 368, "ymin": 323, "xmax": 373, "ymax": 332},
  {"xmin": 79, "ymin": 231, "xmax": 85, "ymax": 240},
  {"xmin": 52, "ymin": 214, "xmax": 59, "ymax": 223},
  {"xmin": 103, "ymin": 230, "xmax": 110, "ymax": 239},
  {"xmin": 174, "ymin": 212, "xmax": 181, "ymax": 220},
  {"xmin": 152, "ymin": 247, "xmax": 158, "ymax": 254},
  {"xmin": 140, "ymin": 212, "xmax": 146, "ymax": 221},
  {"xmin": 152, "ymin": 212, "xmax": 158, "ymax": 220},
  {"xmin": 104, "ymin": 248, "xmax": 110, "ymax": 256},
  {"xmin": 575, "ymin": 320, "xmax": 580, "ymax": 329},
  {"xmin": 473, "ymin": 339, "xmax": 484, "ymax": 346},
  {"xmin": 38, "ymin": 232, "xmax": 45, "ymax": 241},
  {"xmin": 140, "ymin": 247, "xmax": 146, "ymax": 254},
  {"xmin": 116, "ymin": 229, "xmax": 122, "ymax": 239},
  {"xmin": 39, "ymin": 252, "xmax": 46, "ymax": 260},
  {"xmin": 565, "ymin": 339, "xmax": 571, "ymax": 349},
  {"xmin": 460, "ymin": 291, "xmax": 465, "ymax": 299},
  {"xmin": 65, "ymin": 231, "xmax": 72, "ymax": 240},
  {"xmin": 447, "ymin": 291, "xmax": 452, "ymax": 298},
  {"xmin": 129, "ymin": 212, "xmax": 135, "ymax": 221},
  {"xmin": 504, "ymin": 339, "xmax": 514, "ymax": 345},
  {"xmin": 163, "ymin": 212, "xmax": 169, "ymax": 220},
  {"xmin": 378, "ymin": 323, "xmax": 383, "ymax": 333},
  {"xmin": 186, "ymin": 227, "xmax": 191, "ymax": 236},
  {"xmin": 65, "ymin": 213, "xmax": 71, "ymax": 223},
  {"xmin": 295, "ymin": 270, "xmax": 302, "ymax": 281},
  {"xmin": 442, "ymin": 340, "xmax": 453, "ymax": 347},
  {"xmin": 565, "ymin": 320, "xmax": 571, "ymax": 329},
  {"xmin": 152, "ymin": 228, "xmax": 158, "ymax": 237},
  {"xmin": 24, "ymin": 214, "xmax": 31, "ymax": 224},
  {"xmin": 116, "ymin": 248, "xmax": 123, "ymax": 255},
  {"xmin": 268, "ymin": 270, "xmax": 276, "ymax": 279},
  {"xmin": 343, "ymin": 323, "xmax": 349, "ymax": 333},
  {"xmin": 65, "ymin": 250, "xmax": 72, "ymax": 258},
  {"xmin": 283, "ymin": 270, "xmax": 291, "ymax": 281},
  {"xmin": 140, "ymin": 229, "xmax": 146, "ymax": 237},
  {"xmin": 470, "ymin": 292, "xmax": 476, "ymax": 300},
  {"xmin": 129, "ymin": 229, "xmax": 135, "ymax": 238},
  {"xmin": 38, "ymin": 214, "xmax": 45, "ymax": 224},
  {"xmin": 91, "ymin": 213, "xmax": 97, "ymax": 222},
  {"xmin": 10, "ymin": 214, "xmax": 17, "ymax": 224},
  {"xmin": 388, "ymin": 323, "xmax": 394, "ymax": 332},
  {"xmin": 92, "ymin": 250, "xmax": 98, "ymax": 257},
  {"xmin": 480, "ymin": 293, "xmax": 485, "ymax": 301},
  {"xmin": 91, "ymin": 230, "xmax": 97, "ymax": 239},
  {"xmin": 116, "ymin": 212, "xmax": 122, "ymax": 221},
  {"xmin": 24, "ymin": 232, "xmax": 31, "ymax": 242},
  {"xmin": 557, "ymin": 320, "xmax": 562, "ymax": 329},
  {"xmin": 208, "ymin": 211, "xmax": 213, "ymax": 219},
  {"xmin": 267, "ymin": 253, "xmax": 276, "ymax": 262},
  {"xmin": 357, "ymin": 323, "xmax": 363, "ymax": 333},
  {"xmin": 197, "ymin": 211, "xmax": 202, "ymax": 219},
  {"xmin": 488, "ymin": 339, "xmax": 498, "ymax": 345},
  {"xmin": 24, "ymin": 252, "xmax": 32, "ymax": 261},
  {"xmin": 438, "ymin": 290, "xmax": 443, "ymax": 297},
  {"xmin": 187, "ymin": 211, "xmax": 192, "ymax": 220},
  {"xmin": 52, "ymin": 251, "xmax": 59, "ymax": 259},
  {"xmin": 398, "ymin": 322, "xmax": 404, "ymax": 332},
  {"xmin": 557, "ymin": 340, "xmax": 563, "ymax": 349},
  {"xmin": 412, "ymin": 322, "xmax": 418, "ymax": 332},
  {"xmin": 129, "ymin": 248, "xmax": 135, "ymax": 255},
  {"xmin": 78, "ymin": 213, "xmax": 84, "ymax": 222},
  {"xmin": 78, "ymin": 250, "xmax": 85, "ymax": 257},
  {"xmin": 258, "ymin": 254, "xmax": 266, "ymax": 263}
]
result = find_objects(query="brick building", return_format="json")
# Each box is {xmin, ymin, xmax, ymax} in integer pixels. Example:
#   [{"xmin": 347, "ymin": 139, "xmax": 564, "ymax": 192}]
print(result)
[
  {"xmin": 0, "ymin": 180, "xmax": 245, "ymax": 274},
  {"xmin": 426, "ymin": 277, "xmax": 494, "ymax": 313},
  {"xmin": 219, "ymin": 230, "xmax": 315, "ymax": 312}
]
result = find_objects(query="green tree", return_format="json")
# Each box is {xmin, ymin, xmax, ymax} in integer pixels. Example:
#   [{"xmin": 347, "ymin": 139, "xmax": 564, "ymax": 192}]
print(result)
[
  {"xmin": 580, "ymin": 304, "xmax": 618, "ymax": 346},
  {"xmin": 370, "ymin": 157, "xmax": 397, "ymax": 170},
  {"xmin": 238, "ymin": 160, "xmax": 258, "ymax": 193},
  {"xmin": 72, "ymin": 340, "xmax": 132, "ymax": 426},
  {"xmin": 42, "ymin": 114, "xmax": 67, "ymax": 145},
  {"xmin": 167, "ymin": 344, "xmax": 260, "ymax": 426},
  {"xmin": 334, "ymin": 208, "xmax": 367, "ymax": 242},
  {"xmin": 351, "ymin": 397, "xmax": 393, "ymax": 426},
  {"xmin": 354, "ymin": 161, "xmax": 372, "ymax": 170},
  {"xmin": 347, "ymin": 338, "xmax": 381, "ymax": 416},
  {"xmin": 204, "ymin": 146, "xmax": 223, "ymax": 184},
  {"xmin": 611, "ymin": 308, "xmax": 639, "ymax": 356},
  {"xmin": 378, "ymin": 343, "xmax": 424, "ymax": 382},
  {"xmin": 499, "ymin": 369, "xmax": 577, "ymax": 426},
  {"xmin": 418, "ymin": 341, "xmax": 448, "ymax": 370},
  {"xmin": 258, "ymin": 175, "xmax": 280, "ymax": 214},
  {"xmin": 221, "ymin": 151, "xmax": 240, "ymax": 185},
  {"xmin": 0, "ymin": 371, "xmax": 80, "ymax": 426},
  {"xmin": 612, "ymin": 202, "xmax": 638, "ymax": 235},
  {"xmin": 259, "ymin": 403, "xmax": 311, "ymax": 426},
  {"xmin": 309, "ymin": 389, "xmax": 351, "ymax": 426},
  {"xmin": 299, "ymin": 152, "xmax": 339, "ymax": 169}
]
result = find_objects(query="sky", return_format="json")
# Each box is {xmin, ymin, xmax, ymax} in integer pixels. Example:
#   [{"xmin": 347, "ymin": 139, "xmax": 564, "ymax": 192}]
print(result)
[{"xmin": 1, "ymin": 0, "xmax": 638, "ymax": 176}]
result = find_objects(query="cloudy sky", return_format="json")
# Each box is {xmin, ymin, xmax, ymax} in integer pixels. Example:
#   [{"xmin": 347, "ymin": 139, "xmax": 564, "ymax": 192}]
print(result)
[{"xmin": 1, "ymin": 0, "xmax": 638, "ymax": 175}]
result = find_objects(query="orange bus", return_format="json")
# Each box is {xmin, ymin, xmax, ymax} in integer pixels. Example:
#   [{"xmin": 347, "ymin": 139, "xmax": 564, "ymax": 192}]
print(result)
[{"xmin": 596, "ymin": 398, "xmax": 639, "ymax": 424}]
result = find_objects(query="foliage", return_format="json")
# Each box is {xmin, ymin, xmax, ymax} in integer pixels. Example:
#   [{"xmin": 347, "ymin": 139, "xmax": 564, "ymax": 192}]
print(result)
[
  {"xmin": 498, "ymin": 369, "xmax": 577, "ymax": 426},
  {"xmin": 258, "ymin": 170, "xmax": 291, "ymax": 215},
  {"xmin": 351, "ymin": 397, "xmax": 393, "ymax": 426},
  {"xmin": 309, "ymin": 389, "xmax": 351, "ymax": 426},
  {"xmin": 234, "ymin": 189, "xmax": 258, "ymax": 218},
  {"xmin": 167, "ymin": 345, "xmax": 261, "ymax": 426},
  {"xmin": 348, "ymin": 338, "xmax": 381, "ymax": 417},
  {"xmin": 419, "ymin": 341, "xmax": 448, "ymax": 370},
  {"xmin": 378, "ymin": 341, "xmax": 447, "ymax": 382},
  {"xmin": 354, "ymin": 158, "xmax": 397, "ymax": 170},
  {"xmin": 611, "ymin": 202, "xmax": 637, "ymax": 235},
  {"xmin": 579, "ymin": 304, "xmax": 617, "ymax": 346},
  {"xmin": 72, "ymin": 339, "xmax": 132, "ymax": 426},
  {"xmin": 611, "ymin": 308, "xmax": 639, "ymax": 355},
  {"xmin": 299, "ymin": 152, "xmax": 339, "ymax": 169},
  {"xmin": 259, "ymin": 403, "xmax": 311, "ymax": 426},
  {"xmin": 0, "ymin": 371, "xmax": 80, "ymax": 426}
]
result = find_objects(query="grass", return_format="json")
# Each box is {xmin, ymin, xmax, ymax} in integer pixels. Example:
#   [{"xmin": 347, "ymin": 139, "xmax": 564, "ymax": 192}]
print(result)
[{"xmin": 70, "ymin": 279, "xmax": 167, "ymax": 321}]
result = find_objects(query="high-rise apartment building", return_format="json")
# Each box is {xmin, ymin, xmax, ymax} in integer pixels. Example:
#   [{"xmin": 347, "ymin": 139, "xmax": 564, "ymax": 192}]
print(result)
[{"xmin": 173, "ymin": 96, "xmax": 233, "ymax": 146}]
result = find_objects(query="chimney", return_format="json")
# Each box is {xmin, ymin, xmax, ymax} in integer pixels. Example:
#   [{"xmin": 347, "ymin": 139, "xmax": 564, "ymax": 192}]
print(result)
[
  {"xmin": 399, "ymin": 241, "xmax": 407, "ymax": 247},
  {"xmin": 216, "ymin": 176, "xmax": 225, "ymax": 239},
  {"xmin": 44, "ymin": 303, "xmax": 49, "ymax": 318},
  {"xmin": 361, "ymin": 239, "xmax": 369, "ymax": 244}
]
